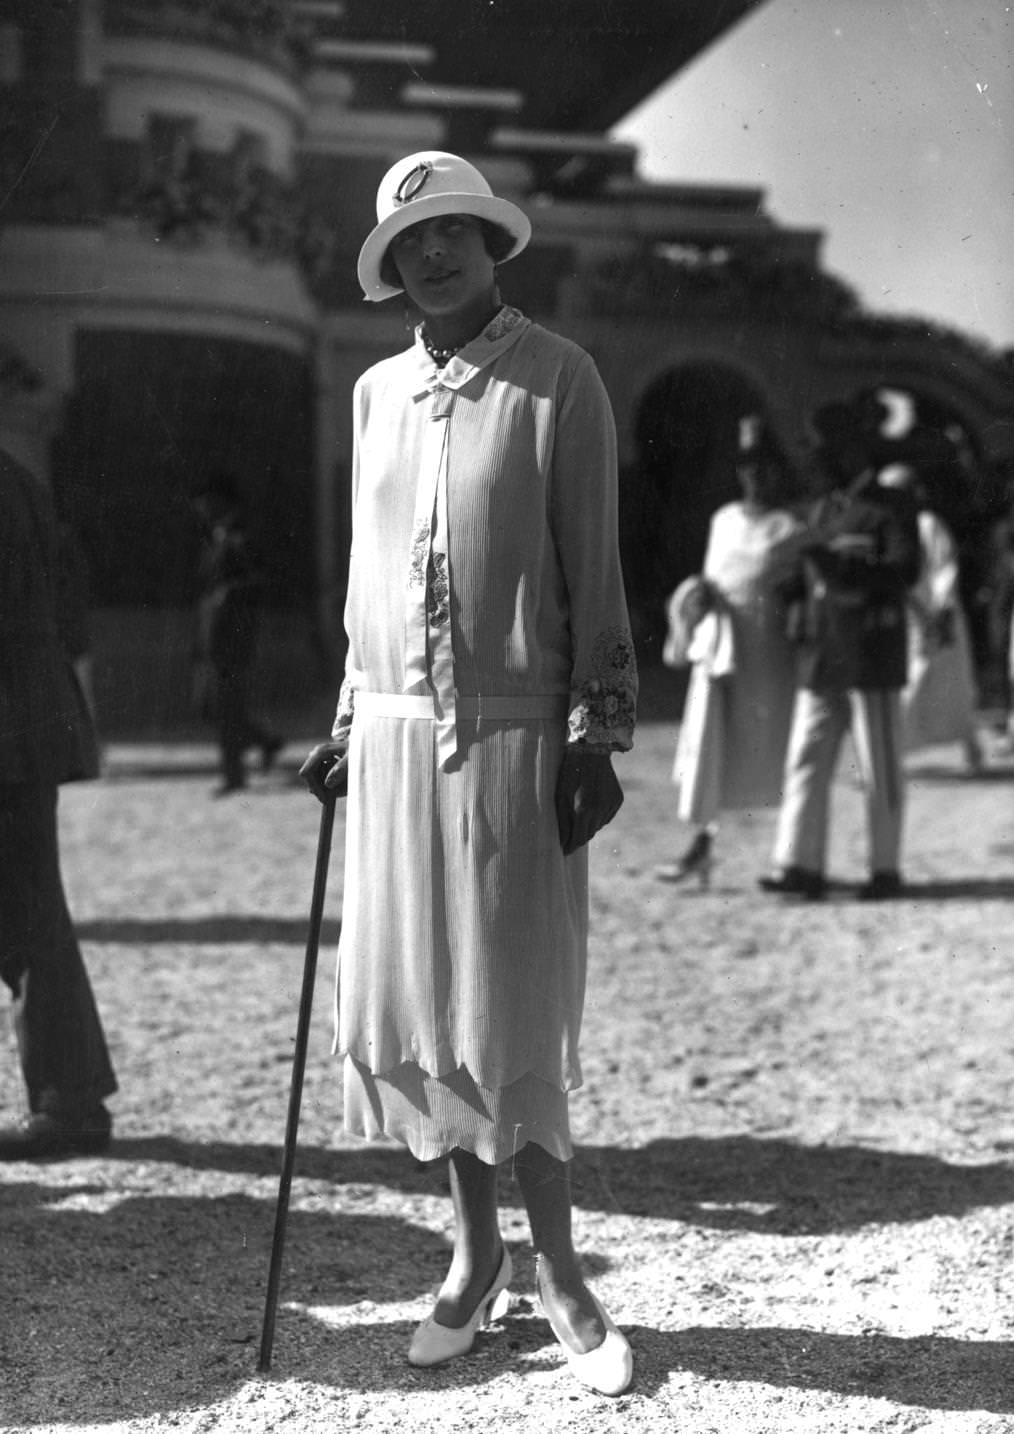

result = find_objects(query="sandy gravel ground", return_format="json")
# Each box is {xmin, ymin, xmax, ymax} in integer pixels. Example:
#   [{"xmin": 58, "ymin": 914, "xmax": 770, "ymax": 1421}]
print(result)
[{"xmin": 2, "ymin": 715, "xmax": 1013, "ymax": 1434}]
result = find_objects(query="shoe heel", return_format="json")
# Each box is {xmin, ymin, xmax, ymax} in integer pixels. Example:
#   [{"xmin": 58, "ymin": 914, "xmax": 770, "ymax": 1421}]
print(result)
[
  {"xmin": 487, "ymin": 1285, "xmax": 511, "ymax": 1323},
  {"xmin": 655, "ymin": 831, "xmax": 715, "ymax": 888}
]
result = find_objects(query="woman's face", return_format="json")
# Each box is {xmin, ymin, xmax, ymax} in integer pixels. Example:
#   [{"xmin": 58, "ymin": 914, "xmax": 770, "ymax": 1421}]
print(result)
[{"xmin": 387, "ymin": 213, "xmax": 497, "ymax": 319}]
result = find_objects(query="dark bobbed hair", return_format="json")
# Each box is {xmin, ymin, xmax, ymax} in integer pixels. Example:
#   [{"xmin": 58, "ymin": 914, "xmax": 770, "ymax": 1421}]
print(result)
[{"xmin": 379, "ymin": 217, "xmax": 517, "ymax": 291}]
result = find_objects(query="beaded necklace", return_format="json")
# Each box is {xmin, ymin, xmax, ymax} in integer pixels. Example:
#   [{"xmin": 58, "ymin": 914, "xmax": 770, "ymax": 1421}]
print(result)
[{"xmin": 422, "ymin": 333, "xmax": 459, "ymax": 368}]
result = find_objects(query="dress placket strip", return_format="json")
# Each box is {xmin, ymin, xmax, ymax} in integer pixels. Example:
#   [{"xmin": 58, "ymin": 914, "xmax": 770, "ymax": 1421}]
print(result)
[
  {"xmin": 427, "ymin": 387, "xmax": 457, "ymax": 766},
  {"xmin": 403, "ymin": 387, "xmax": 451, "ymax": 693}
]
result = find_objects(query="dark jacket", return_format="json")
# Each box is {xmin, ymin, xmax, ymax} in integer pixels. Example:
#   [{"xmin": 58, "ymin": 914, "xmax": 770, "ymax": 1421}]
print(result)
[
  {"xmin": 196, "ymin": 523, "xmax": 263, "ymax": 674},
  {"xmin": 789, "ymin": 471, "xmax": 921, "ymax": 692},
  {"xmin": 0, "ymin": 449, "xmax": 99, "ymax": 785}
]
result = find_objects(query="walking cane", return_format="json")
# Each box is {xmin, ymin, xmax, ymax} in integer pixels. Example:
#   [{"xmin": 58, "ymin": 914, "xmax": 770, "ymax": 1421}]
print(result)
[{"xmin": 258, "ymin": 789, "xmax": 337, "ymax": 1374}]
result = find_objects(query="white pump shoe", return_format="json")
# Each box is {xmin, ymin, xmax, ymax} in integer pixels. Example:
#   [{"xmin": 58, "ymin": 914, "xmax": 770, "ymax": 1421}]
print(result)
[
  {"xmin": 541, "ymin": 1288, "xmax": 634, "ymax": 1397},
  {"xmin": 407, "ymin": 1246, "xmax": 513, "ymax": 1367}
]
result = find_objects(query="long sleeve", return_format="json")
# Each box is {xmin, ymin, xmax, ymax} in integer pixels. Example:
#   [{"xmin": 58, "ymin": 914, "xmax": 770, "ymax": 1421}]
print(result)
[
  {"xmin": 548, "ymin": 353, "xmax": 637, "ymax": 750},
  {"xmin": 332, "ymin": 378, "xmax": 366, "ymax": 741}
]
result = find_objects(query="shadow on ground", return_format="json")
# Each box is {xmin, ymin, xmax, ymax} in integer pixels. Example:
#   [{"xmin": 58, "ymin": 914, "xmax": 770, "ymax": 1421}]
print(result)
[
  {"xmin": 102, "ymin": 765, "xmax": 307, "ymax": 786},
  {"xmin": 74, "ymin": 873, "xmax": 1014, "ymax": 945},
  {"xmin": 908, "ymin": 765, "xmax": 1014, "ymax": 784},
  {"xmin": 738, "ymin": 879, "xmax": 1014, "ymax": 902},
  {"xmin": 100, "ymin": 1134, "xmax": 1014, "ymax": 1234},
  {"xmin": 77, "ymin": 916, "xmax": 341, "ymax": 944},
  {"xmin": 572, "ymin": 1138, "xmax": 1014, "ymax": 1232},
  {"xmin": 0, "ymin": 1182, "xmax": 447, "ymax": 1426},
  {"xmin": 890, "ymin": 879, "xmax": 1014, "ymax": 900},
  {"xmin": 255, "ymin": 1309, "xmax": 1014, "ymax": 1415},
  {"xmin": 628, "ymin": 1324, "xmax": 1014, "ymax": 1414},
  {"xmin": 4, "ymin": 1169, "xmax": 1012, "ymax": 1424}
]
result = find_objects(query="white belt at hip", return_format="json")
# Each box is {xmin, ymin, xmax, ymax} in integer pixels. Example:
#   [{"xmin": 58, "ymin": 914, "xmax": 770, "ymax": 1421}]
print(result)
[{"xmin": 354, "ymin": 691, "xmax": 569, "ymax": 722}]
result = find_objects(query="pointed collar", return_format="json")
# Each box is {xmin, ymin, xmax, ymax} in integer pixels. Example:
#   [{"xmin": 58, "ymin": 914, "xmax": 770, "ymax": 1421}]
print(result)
[{"xmin": 410, "ymin": 305, "xmax": 529, "ymax": 395}]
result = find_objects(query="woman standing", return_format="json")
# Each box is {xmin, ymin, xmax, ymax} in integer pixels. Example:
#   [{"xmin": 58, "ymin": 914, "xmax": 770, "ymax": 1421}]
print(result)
[
  {"xmin": 656, "ymin": 418, "xmax": 803, "ymax": 885},
  {"xmin": 301, "ymin": 152, "xmax": 636, "ymax": 1395},
  {"xmin": 879, "ymin": 464, "xmax": 984, "ymax": 770}
]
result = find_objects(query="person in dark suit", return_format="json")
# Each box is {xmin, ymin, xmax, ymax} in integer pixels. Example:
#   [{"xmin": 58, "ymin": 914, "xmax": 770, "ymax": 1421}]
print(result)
[
  {"xmin": 759, "ymin": 399, "xmax": 921, "ymax": 900},
  {"xmin": 0, "ymin": 448, "xmax": 118, "ymax": 1158},
  {"xmin": 192, "ymin": 475, "xmax": 282, "ymax": 796}
]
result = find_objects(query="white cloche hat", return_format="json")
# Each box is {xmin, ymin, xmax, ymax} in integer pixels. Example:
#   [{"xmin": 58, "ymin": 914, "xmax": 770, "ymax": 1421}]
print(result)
[{"xmin": 357, "ymin": 150, "xmax": 532, "ymax": 303}]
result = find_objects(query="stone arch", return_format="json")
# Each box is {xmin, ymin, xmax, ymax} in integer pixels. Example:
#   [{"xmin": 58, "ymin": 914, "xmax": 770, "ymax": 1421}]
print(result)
[{"xmin": 826, "ymin": 339, "xmax": 1014, "ymax": 467}]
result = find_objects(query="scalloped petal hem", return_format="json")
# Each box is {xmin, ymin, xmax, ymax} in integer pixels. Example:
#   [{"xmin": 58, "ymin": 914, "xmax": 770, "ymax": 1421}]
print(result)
[{"xmin": 342, "ymin": 1055, "xmax": 572, "ymax": 1165}]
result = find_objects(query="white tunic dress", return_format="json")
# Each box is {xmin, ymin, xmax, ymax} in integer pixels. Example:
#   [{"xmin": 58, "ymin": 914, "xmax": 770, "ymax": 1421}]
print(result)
[
  {"xmin": 332, "ymin": 307, "xmax": 636, "ymax": 1164},
  {"xmin": 902, "ymin": 510, "xmax": 979, "ymax": 750},
  {"xmin": 671, "ymin": 502, "xmax": 803, "ymax": 825}
]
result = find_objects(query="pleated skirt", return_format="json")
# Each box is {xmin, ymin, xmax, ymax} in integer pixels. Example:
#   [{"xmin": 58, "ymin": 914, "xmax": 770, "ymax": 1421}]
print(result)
[
  {"xmin": 334, "ymin": 709, "xmax": 588, "ymax": 1165},
  {"xmin": 673, "ymin": 630, "xmax": 797, "ymax": 824},
  {"xmin": 342, "ymin": 1057, "xmax": 573, "ymax": 1164}
]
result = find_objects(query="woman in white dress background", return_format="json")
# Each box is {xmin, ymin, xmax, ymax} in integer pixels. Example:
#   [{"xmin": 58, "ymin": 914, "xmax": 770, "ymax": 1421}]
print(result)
[
  {"xmin": 301, "ymin": 152, "xmax": 637, "ymax": 1396},
  {"xmin": 657, "ymin": 417, "xmax": 804, "ymax": 886},
  {"xmin": 879, "ymin": 463, "xmax": 984, "ymax": 771}
]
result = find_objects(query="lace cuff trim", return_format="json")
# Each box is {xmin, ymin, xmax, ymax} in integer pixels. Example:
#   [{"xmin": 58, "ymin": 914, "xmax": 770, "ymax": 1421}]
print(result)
[
  {"xmin": 331, "ymin": 676, "xmax": 355, "ymax": 741},
  {"xmin": 568, "ymin": 626, "xmax": 637, "ymax": 750}
]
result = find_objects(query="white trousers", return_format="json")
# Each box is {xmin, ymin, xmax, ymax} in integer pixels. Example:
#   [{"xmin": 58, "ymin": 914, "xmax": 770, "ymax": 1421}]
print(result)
[{"xmin": 772, "ymin": 687, "xmax": 905, "ymax": 876}]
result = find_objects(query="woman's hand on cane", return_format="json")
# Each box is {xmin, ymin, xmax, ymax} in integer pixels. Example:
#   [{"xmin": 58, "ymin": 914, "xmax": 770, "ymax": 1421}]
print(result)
[{"xmin": 298, "ymin": 739, "xmax": 350, "ymax": 803}]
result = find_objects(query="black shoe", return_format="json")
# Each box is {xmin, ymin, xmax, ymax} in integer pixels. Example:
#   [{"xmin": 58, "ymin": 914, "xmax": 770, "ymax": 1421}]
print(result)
[
  {"xmin": 0, "ymin": 1107, "xmax": 112, "ymax": 1160},
  {"xmin": 758, "ymin": 866, "xmax": 826, "ymax": 900},
  {"xmin": 655, "ymin": 830, "xmax": 715, "ymax": 889},
  {"xmin": 858, "ymin": 871, "xmax": 904, "ymax": 901}
]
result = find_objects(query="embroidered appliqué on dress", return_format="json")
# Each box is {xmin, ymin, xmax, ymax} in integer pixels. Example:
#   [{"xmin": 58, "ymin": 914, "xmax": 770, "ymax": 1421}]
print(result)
[
  {"xmin": 427, "ymin": 551, "xmax": 450, "ymax": 626},
  {"xmin": 408, "ymin": 519, "xmax": 430, "ymax": 589},
  {"xmin": 482, "ymin": 305, "xmax": 524, "ymax": 343},
  {"xmin": 568, "ymin": 626, "xmax": 638, "ymax": 747},
  {"xmin": 331, "ymin": 673, "xmax": 355, "ymax": 740}
]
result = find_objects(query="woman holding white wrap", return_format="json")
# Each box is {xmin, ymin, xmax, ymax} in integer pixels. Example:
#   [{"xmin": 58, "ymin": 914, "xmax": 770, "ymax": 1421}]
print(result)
[
  {"xmin": 879, "ymin": 464, "xmax": 984, "ymax": 771},
  {"xmin": 657, "ymin": 419, "xmax": 803, "ymax": 887}
]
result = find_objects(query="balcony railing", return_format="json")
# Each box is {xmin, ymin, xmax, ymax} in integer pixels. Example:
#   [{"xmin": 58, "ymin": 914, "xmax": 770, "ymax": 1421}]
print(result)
[{"xmin": 104, "ymin": 0, "xmax": 314, "ymax": 74}]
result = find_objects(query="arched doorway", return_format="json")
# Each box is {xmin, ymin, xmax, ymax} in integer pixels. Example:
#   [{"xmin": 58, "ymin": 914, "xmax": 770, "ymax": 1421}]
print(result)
[
  {"xmin": 620, "ymin": 363, "xmax": 772, "ymax": 665},
  {"xmin": 50, "ymin": 329, "xmax": 316, "ymax": 731}
]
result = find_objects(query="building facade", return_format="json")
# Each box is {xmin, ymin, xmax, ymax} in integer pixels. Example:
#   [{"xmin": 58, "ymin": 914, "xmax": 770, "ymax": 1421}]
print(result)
[{"xmin": 2, "ymin": 0, "xmax": 1011, "ymax": 727}]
